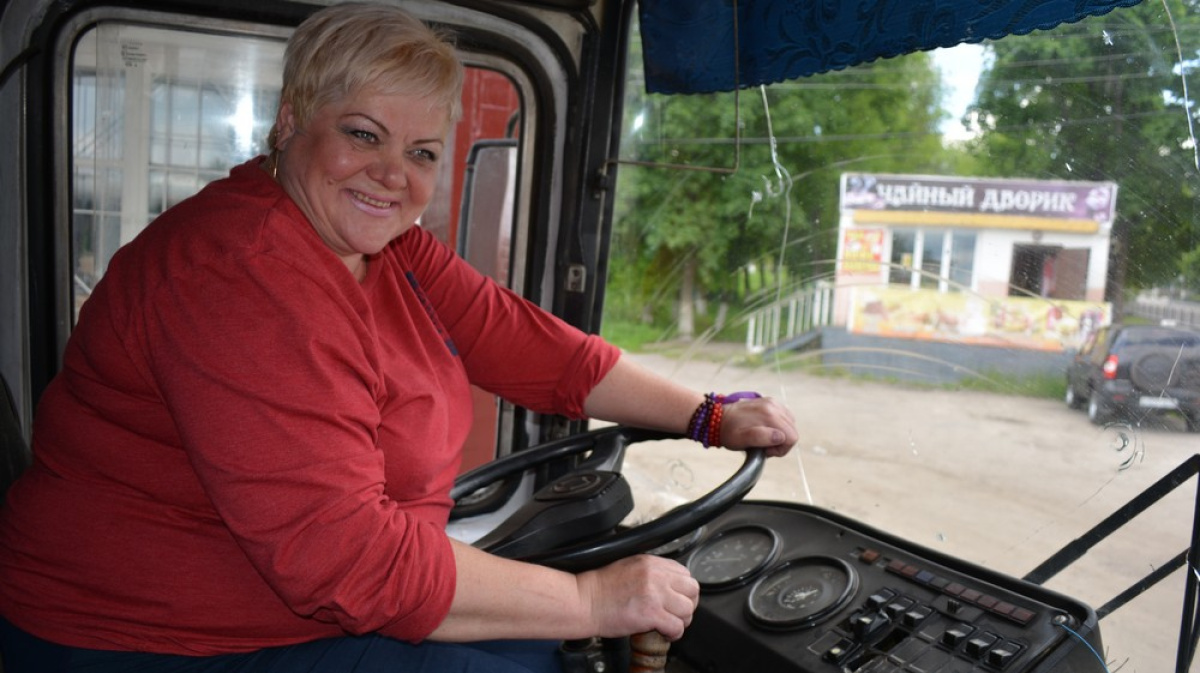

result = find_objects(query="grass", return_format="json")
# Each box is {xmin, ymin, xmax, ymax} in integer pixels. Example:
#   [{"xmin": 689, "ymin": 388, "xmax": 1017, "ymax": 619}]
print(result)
[
  {"xmin": 599, "ymin": 320, "xmax": 675, "ymax": 352},
  {"xmin": 952, "ymin": 370, "xmax": 1067, "ymax": 400},
  {"xmin": 600, "ymin": 317, "xmax": 746, "ymax": 353},
  {"xmin": 745, "ymin": 352, "xmax": 1068, "ymax": 399},
  {"xmin": 602, "ymin": 317, "xmax": 1071, "ymax": 400}
]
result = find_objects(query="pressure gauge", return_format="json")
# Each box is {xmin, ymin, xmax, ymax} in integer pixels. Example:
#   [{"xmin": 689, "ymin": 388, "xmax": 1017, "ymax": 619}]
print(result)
[
  {"xmin": 685, "ymin": 525, "xmax": 780, "ymax": 591},
  {"xmin": 746, "ymin": 556, "xmax": 859, "ymax": 630}
]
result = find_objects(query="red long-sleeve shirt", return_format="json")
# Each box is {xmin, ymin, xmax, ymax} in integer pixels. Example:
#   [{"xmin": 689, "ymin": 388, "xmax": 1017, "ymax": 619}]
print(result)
[{"xmin": 0, "ymin": 159, "xmax": 619, "ymax": 654}]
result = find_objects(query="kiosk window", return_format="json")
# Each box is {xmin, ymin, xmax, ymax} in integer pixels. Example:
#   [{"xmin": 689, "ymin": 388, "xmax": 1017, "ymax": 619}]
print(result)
[{"xmin": 890, "ymin": 229, "xmax": 976, "ymax": 292}]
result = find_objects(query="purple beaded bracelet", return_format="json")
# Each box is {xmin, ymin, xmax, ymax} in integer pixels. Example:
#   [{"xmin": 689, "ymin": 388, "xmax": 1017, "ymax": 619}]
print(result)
[{"xmin": 687, "ymin": 391, "xmax": 762, "ymax": 448}]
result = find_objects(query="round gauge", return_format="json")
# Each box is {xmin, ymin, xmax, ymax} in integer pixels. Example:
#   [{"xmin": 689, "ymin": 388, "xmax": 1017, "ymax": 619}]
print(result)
[
  {"xmin": 685, "ymin": 525, "xmax": 780, "ymax": 591},
  {"xmin": 746, "ymin": 556, "xmax": 859, "ymax": 630},
  {"xmin": 647, "ymin": 526, "xmax": 706, "ymax": 558}
]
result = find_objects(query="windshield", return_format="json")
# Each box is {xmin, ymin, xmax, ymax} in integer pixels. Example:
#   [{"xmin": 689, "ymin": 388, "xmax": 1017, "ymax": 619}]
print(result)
[{"xmin": 604, "ymin": 4, "xmax": 1198, "ymax": 672}]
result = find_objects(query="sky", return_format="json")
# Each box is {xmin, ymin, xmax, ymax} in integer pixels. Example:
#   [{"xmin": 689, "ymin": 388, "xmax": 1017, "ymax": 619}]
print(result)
[{"xmin": 931, "ymin": 42, "xmax": 990, "ymax": 142}]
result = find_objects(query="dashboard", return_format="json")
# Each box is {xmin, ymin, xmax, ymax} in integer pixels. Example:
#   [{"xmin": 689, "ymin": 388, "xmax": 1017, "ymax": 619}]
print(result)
[{"xmin": 659, "ymin": 502, "xmax": 1105, "ymax": 673}]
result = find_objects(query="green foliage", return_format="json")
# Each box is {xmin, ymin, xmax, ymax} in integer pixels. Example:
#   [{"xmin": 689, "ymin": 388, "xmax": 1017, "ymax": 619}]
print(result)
[
  {"xmin": 598, "ymin": 319, "xmax": 673, "ymax": 352},
  {"xmin": 967, "ymin": 0, "xmax": 1200, "ymax": 292},
  {"xmin": 953, "ymin": 370, "xmax": 1067, "ymax": 400},
  {"xmin": 607, "ymin": 2, "xmax": 1200, "ymax": 344},
  {"xmin": 1182, "ymin": 244, "xmax": 1200, "ymax": 293},
  {"xmin": 610, "ymin": 43, "xmax": 954, "ymax": 338}
]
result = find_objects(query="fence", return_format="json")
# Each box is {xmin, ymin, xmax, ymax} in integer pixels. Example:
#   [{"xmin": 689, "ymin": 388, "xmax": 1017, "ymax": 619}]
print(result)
[
  {"xmin": 1128, "ymin": 293, "xmax": 1200, "ymax": 328},
  {"xmin": 744, "ymin": 282, "xmax": 835, "ymax": 354}
]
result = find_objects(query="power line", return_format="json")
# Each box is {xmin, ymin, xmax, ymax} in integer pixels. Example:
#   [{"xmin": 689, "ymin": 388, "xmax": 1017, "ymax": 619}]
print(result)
[{"xmin": 623, "ymin": 108, "xmax": 1189, "ymax": 149}]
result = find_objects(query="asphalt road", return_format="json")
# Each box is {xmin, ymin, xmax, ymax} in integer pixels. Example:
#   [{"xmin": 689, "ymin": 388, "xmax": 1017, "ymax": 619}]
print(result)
[{"xmin": 617, "ymin": 350, "xmax": 1198, "ymax": 673}]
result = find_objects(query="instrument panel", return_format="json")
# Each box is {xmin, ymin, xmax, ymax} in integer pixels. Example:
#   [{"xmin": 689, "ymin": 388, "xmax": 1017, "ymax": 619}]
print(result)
[
  {"xmin": 686, "ymin": 525, "xmax": 780, "ymax": 591},
  {"xmin": 664, "ymin": 502, "xmax": 1105, "ymax": 673}
]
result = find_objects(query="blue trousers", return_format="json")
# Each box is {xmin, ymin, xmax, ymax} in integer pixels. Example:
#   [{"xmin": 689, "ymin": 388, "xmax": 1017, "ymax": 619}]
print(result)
[{"xmin": 0, "ymin": 619, "xmax": 563, "ymax": 673}]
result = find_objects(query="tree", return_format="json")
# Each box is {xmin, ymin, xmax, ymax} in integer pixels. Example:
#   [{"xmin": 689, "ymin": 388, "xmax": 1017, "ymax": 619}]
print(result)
[
  {"xmin": 1182, "ymin": 244, "xmax": 1200, "ymax": 294},
  {"xmin": 609, "ymin": 47, "xmax": 950, "ymax": 340},
  {"xmin": 966, "ymin": 0, "xmax": 1200, "ymax": 305}
]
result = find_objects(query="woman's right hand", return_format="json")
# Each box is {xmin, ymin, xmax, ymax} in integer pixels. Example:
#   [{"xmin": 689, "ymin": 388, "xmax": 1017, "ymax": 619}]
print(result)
[
  {"xmin": 431, "ymin": 540, "xmax": 698, "ymax": 643},
  {"xmin": 575, "ymin": 555, "xmax": 700, "ymax": 641}
]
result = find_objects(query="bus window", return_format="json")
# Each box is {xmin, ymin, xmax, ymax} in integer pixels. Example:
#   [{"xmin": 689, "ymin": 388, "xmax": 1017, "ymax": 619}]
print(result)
[
  {"xmin": 71, "ymin": 24, "xmax": 285, "ymax": 313},
  {"xmin": 70, "ymin": 25, "xmax": 521, "ymax": 308},
  {"xmin": 68, "ymin": 20, "xmax": 523, "ymax": 470}
]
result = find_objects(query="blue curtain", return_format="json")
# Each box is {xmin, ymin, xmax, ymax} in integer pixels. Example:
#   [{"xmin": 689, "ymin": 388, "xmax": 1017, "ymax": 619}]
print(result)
[{"xmin": 639, "ymin": 0, "xmax": 1146, "ymax": 94}]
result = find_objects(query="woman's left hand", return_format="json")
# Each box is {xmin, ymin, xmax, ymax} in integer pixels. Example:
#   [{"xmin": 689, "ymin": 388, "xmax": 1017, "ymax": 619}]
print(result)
[{"xmin": 718, "ymin": 396, "xmax": 798, "ymax": 457}]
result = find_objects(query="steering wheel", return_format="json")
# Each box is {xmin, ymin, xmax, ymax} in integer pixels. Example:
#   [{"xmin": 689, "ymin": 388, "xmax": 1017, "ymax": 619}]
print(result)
[{"xmin": 450, "ymin": 425, "xmax": 764, "ymax": 572}]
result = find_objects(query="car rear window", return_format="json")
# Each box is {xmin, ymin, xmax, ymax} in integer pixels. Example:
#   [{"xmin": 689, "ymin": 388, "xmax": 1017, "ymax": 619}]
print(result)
[{"xmin": 1118, "ymin": 328, "xmax": 1200, "ymax": 349}]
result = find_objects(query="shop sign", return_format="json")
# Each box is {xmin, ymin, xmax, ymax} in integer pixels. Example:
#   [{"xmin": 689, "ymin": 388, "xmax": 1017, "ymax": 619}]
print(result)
[
  {"xmin": 840, "ymin": 228, "xmax": 884, "ymax": 275},
  {"xmin": 842, "ymin": 173, "xmax": 1118, "ymax": 224},
  {"xmin": 848, "ymin": 287, "xmax": 1111, "ymax": 352}
]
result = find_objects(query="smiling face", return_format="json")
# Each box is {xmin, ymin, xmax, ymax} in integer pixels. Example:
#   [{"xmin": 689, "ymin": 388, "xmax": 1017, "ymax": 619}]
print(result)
[{"xmin": 272, "ymin": 87, "xmax": 449, "ymax": 280}]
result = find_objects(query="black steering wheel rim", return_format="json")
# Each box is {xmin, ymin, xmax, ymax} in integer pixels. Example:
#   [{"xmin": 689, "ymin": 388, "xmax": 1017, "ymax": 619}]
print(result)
[{"xmin": 451, "ymin": 425, "xmax": 764, "ymax": 572}]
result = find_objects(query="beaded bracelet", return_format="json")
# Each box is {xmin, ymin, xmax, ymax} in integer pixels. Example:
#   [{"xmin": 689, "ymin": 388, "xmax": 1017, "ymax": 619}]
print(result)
[{"xmin": 687, "ymin": 391, "xmax": 762, "ymax": 448}]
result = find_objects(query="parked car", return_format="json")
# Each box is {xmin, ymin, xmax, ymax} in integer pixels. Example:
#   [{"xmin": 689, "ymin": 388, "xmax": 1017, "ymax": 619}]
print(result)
[{"xmin": 1065, "ymin": 323, "xmax": 1200, "ymax": 430}]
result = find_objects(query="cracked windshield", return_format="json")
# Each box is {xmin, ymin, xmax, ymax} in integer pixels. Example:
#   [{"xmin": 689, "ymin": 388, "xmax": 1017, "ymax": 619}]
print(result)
[{"xmin": 602, "ymin": 4, "xmax": 1198, "ymax": 672}]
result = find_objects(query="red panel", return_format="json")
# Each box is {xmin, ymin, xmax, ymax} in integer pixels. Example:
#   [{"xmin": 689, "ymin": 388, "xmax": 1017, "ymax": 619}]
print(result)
[
  {"xmin": 444, "ymin": 69, "xmax": 520, "ymax": 250},
  {"xmin": 450, "ymin": 69, "xmax": 520, "ymax": 472}
]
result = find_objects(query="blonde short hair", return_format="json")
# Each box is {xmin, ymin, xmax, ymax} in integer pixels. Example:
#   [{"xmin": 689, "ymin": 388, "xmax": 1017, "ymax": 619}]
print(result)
[{"xmin": 271, "ymin": 2, "xmax": 463, "ymax": 145}]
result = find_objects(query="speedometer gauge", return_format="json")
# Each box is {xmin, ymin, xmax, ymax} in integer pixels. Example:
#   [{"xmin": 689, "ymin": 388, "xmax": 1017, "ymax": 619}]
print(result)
[
  {"xmin": 685, "ymin": 525, "xmax": 780, "ymax": 591},
  {"xmin": 746, "ymin": 556, "xmax": 858, "ymax": 630}
]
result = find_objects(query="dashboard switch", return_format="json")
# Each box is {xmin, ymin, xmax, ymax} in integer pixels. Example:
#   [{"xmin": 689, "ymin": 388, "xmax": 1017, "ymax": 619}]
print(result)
[
  {"xmin": 867, "ymin": 590, "xmax": 895, "ymax": 610},
  {"xmin": 941, "ymin": 624, "xmax": 973, "ymax": 647},
  {"xmin": 965, "ymin": 633, "xmax": 1000, "ymax": 658},
  {"xmin": 850, "ymin": 612, "xmax": 889, "ymax": 639},
  {"xmin": 986, "ymin": 642, "xmax": 1022, "ymax": 668},
  {"xmin": 902, "ymin": 606, "xmax": 932, "ymax": 628},
  {"xmin": 884, "ymin": 597, "xmax": 914, "ymax": 619},
  {"xmin": 823, "ymin": 638, "xmax": 855, "ymax": 664}
]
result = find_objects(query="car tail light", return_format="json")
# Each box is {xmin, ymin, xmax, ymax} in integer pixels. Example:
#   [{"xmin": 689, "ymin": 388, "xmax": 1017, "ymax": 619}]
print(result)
[{"xmin": 1103, "ymin": 354, "xmax": 1119, "ymax": 379}]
